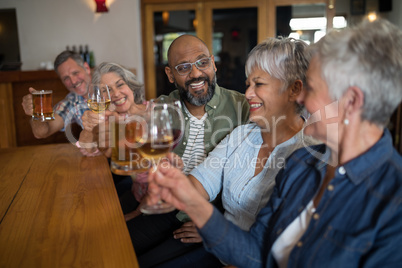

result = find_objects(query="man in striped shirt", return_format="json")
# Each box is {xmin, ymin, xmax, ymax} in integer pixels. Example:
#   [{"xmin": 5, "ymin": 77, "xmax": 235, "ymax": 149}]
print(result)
[{"xmin": 164, "ymin": 34, "xmax": 249, "ymax": 174}]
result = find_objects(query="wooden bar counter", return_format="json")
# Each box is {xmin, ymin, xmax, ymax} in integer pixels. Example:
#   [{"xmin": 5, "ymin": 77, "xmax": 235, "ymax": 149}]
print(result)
[{"xmin": 0, "ymin": 143, "xmax": 139, "ymax": 267}]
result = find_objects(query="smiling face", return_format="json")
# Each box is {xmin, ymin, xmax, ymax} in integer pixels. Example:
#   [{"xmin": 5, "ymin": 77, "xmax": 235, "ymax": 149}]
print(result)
[
  {"xmin": 298, "ymin": 56, "xmax": 341, "ymax": 145},
  {"xmin": 101, "ymin": 72, "xmax": 134, "ymax": 114},
  {"xmin": 57, "ymin": 58, "xmax": 91, "ymax": 96},
  {"xmin": 165, "ymin": 35, "xmax": 217, "ymax": 107},
  {"xmin": 245, "ymin": 68, "xmax": 295, "ymax": 129}
]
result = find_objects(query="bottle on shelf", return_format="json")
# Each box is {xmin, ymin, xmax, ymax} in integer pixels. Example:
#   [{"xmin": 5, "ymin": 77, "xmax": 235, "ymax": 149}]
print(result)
[
  {"xmin": 79, "ymin": 45, "xmax": 85, "ymax": 60},
  {"xmin": 84, "ymin": 45, "xmax": 90, "ymax": 65},
  {"xmin": 89, "ymin": 51, "xmax": 95, "ymax": 68}
]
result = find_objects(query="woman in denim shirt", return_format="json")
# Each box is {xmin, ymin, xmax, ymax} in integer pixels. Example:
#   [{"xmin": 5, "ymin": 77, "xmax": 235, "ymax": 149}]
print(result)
[{"xmin": 146, "ymin": 18, "xmax": 402, "ymax": 267}]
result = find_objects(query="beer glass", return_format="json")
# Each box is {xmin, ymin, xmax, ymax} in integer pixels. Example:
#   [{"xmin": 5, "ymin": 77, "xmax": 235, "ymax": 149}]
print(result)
[
  {"xmin": 110, "ymin": 114, "xmax": 150, "ymax": 175},
  {"xmin": 87, "ymin": 84, "xmax": 111, "ymax": 113},
  {"xmin": 32, "ymin": 90, "xmax": 55, "ymax": 121}
]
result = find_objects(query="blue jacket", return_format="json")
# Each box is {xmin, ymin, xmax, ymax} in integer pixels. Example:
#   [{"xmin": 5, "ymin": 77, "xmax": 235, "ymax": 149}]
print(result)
[{"xmin": 199, "ymin": 129, "xmax": 402, "ymax": 267}]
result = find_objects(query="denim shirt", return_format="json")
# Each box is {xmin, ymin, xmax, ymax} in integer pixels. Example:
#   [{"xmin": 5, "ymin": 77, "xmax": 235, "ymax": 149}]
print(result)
[{"xmin": 199, "ymin": 129, "xmax": 402, "ymax": 268}]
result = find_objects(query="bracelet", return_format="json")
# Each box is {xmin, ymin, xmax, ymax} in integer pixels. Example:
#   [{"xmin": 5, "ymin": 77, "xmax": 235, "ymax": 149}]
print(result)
[
  {"xmin": 75, "ymin": 141, "xmax": 81, "ymax": 148},
  {"xmin": 76, "ymin": 141, "xmax": 100, "ymax": 154}
]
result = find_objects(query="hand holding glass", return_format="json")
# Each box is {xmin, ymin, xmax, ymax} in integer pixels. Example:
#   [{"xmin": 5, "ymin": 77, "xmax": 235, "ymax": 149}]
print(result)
[
  {"xmin": 111, "ymin": 114, "xmax": 150, "ymax": 175},
  {"xmin": 32, "ymin": 90, "xmax": 55, "ymax": 121},
  {"xmin": 87, "ymin": 84, "xmax": 111, "ymax": 113},
  {"xmin": 136, "ymin": 100, "xmax": 184, "ymax": 214}
]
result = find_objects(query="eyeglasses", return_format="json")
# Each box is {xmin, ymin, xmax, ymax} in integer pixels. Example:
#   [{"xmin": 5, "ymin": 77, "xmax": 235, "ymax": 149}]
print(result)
[{"xmin": 174, "ymin": 57, "xmax": 212, "ymax": 76}]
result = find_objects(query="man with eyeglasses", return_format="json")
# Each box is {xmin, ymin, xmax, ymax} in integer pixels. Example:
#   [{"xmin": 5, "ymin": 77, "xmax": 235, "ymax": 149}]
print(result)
[
  {"xmin": 164, "ymin": 35, "xmax": 249, "ymax": 174},
  {"xmin": 126, "ymin": 34, "xmax": 249, "ymax": 267}
]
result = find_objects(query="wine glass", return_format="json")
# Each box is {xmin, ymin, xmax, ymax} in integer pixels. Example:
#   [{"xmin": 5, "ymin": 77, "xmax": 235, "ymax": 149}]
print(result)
[
  {"xmin": 153, "ymin": 97, "xmax": 184, "ymax": 149},
  {"xmin": 136, "ymin": 99, "xmax": 184, "ymax": 214},
  {"xmin": 87, "ymin": 84, "xmax": 111, "ymax": 113}
]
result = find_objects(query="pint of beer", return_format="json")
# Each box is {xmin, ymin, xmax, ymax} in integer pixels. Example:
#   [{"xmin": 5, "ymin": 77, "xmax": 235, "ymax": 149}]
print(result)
[
  {"xmin": 32, "ymin": 90, "xmax": 55, "ymax": 121},
  {"xmin": 110, "ymin": 115, "xmax": 150, "ymax": 175}
]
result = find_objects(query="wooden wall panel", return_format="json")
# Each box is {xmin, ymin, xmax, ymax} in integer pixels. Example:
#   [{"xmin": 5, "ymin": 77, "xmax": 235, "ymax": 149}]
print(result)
[
  {"xmin": 0, "ymin": 83, "xmax": 16, "ymax": 148},
  {"xmin": 0, "ymin": 70, "xmax": 81, "ymax": 147}
]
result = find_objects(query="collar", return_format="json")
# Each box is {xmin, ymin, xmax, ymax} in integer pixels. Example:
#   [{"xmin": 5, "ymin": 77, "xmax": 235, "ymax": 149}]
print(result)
[
  {"xmin": 169, "ymin": 84, "xmax": 223, "ymax": 115},
  {"xmin": 342, "ymin": 129, "xmax": 394, "ymax": 185},
  {"xmin": 204, "ymin": 84, "xmax": 222, "ymax": 113},
  {"xmin": 183, "ymin": 104, "xmax": 207, "ymax": 122},
  {"xmin": 72, "ymin": 93, "xmax": 86, "ymax": 104}
]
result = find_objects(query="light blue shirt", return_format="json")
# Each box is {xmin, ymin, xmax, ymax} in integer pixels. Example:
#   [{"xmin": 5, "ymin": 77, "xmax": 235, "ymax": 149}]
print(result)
[{"xmin": 191, "ymin": 123, "xmax": 318, "ymax": 230}]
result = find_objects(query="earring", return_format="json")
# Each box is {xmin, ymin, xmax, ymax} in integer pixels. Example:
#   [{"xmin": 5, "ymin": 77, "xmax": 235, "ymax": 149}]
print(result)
[{"xmin": 344, "ymin": 118, "xmax": 349, "ymax": 125}]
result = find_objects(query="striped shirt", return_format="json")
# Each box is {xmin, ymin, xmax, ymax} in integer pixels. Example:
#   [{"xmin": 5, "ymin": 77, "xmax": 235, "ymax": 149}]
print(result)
[{"xmin": 181, "ymin": 105, "xmax": 208, "ymax": 175}]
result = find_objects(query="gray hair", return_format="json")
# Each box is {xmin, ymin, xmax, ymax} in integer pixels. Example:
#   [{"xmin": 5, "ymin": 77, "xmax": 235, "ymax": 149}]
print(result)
[
  {"xmin": 92, "ymin": 62, "xmax": 144, "ymax": 104},
  {"xmin": 309, "ymin": 19, "xmax": 402, "ymax": 127},
  {"xmin": 53, "ymin": 50, "xmax": 86, "ymax": 75},
  {"xmin": 245, "ymin": 37, "xmax": 310, "ymax": 114}
]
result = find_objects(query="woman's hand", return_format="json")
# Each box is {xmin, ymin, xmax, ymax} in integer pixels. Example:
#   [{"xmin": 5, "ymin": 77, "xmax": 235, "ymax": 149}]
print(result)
[
  {"xmin": 147, "ymin": 163, "xmax": 214, "ymax": 229},
  {"xmin": 161, "ymin": 152, "xmax": 184, "ymax": 170},
  {"xmin": 173, "ymin": 221, "xmax": 202, "ymax": 243},
  {"xmin": 124, "ymin": 206, "xmax": 143, "ymax": 221},
  {"xmin": 82, "ymin": 110, "xmax": 110, "ymax": 132},
  {"xmin": 77, "ymin": 129, "xmax": 103, "ymax": 157}
]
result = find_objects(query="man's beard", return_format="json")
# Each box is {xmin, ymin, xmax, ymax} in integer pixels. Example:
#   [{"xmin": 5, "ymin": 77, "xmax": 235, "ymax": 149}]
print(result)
[{"xmin": 175, "ymin": 74, "xmax": 216, "ymax": 106}]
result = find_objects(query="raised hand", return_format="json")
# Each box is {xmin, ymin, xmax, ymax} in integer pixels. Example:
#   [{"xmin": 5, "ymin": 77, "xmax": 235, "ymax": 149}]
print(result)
[
  {"xmin": 21, "ymin": 87, "xmax": 36, "ymax": 116},
  {"xmin": 82, "ymin": 109, "xmax": 109, "ymax": 132},
  {"xmin": 147, "ymin": 163, "xmax": 214, "ymax": 228}
]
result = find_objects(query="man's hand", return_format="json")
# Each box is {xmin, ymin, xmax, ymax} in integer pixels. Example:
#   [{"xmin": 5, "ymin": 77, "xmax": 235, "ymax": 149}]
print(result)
[
  {"xmin": 21, "ymin": 87, "xmax": 35, "ymax": 116},
  {"xmin": 173, "ymin": 221, "xmax": 202, "ymax": 243},
  {"xmin": 22, "ymin": 87, "xmax": 64, "ymax": 139}
]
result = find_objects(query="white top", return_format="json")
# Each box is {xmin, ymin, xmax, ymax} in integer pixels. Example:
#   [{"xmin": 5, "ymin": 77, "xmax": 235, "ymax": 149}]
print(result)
[
  {"xmin": 271, "ymin": 200, "xmax": 315, "ymax": 268},
  {"xmin": 181, "ymin": 105, "xmax": 208, "ymax": 175}
]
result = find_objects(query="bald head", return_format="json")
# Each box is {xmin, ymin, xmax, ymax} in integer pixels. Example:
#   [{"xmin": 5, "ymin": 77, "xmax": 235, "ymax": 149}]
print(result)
[{"xmin": 167, "ymin": 35, "xmax": 209, "ymax": 67}]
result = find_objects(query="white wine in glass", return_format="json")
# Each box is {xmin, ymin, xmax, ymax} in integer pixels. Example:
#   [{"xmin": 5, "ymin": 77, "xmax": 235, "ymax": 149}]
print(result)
[
  {"xmin": 137, "ymin": 101, "xmax": 177, "ymax": 214},
  {"xmin": 155, "ymin": 97, "xmax": 184, "ymax": 149},
  {"xmin": 137, "ymin": 137, "xmax": 173, "ymax": 161},
  {"xmin": 87, "ymin": 84, "xmax": 111, "ymax": 113}
]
